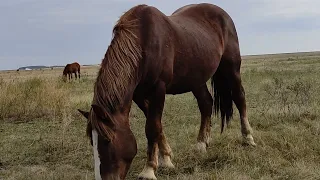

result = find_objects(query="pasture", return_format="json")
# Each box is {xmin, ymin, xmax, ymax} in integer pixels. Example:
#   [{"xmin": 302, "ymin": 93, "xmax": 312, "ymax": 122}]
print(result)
[{"xmin": 1, "ymin": 52, "xmax": 320, "ymax": 180}]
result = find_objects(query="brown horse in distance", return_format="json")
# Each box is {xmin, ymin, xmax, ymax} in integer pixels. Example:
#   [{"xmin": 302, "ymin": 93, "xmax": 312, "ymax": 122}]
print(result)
[
  {"xmin": 63, "ymin": 62, "xmax": 80, "ymax": 81},
  {"xmin": 78, "ymin": 3, "xmax": 256, "ymax": 180}
]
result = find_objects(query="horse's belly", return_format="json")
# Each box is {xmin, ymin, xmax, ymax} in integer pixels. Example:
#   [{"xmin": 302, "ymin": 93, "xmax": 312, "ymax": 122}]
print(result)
[
  {"xmin": 166, "ymin": 82, "xmax": 194, "ymax": 94},
  {"xmin": 166, "ymin": 62, "xmax": 218, "ymax": 94}
]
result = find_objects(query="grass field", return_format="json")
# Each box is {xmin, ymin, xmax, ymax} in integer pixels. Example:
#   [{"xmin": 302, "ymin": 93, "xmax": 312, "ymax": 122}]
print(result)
[{"xmin": 1, "ymin": 52, "xmax": 320, "ymax": 180}]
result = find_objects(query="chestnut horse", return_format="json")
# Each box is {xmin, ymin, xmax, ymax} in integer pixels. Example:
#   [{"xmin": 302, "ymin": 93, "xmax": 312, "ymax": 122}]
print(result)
[
  {"xmin": 78, "ymin": 3, "xmax": 256, "ymax": 180},
  {"xmin": 63, "ymin": 62, "xmax": 80, "ymax": 81}
]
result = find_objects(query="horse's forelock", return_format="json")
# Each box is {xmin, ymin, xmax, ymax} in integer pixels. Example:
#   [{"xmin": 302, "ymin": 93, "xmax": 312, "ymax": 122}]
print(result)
[{"xmin": 86, "ymin": 109, "xmax": 116, "ymax": 142}]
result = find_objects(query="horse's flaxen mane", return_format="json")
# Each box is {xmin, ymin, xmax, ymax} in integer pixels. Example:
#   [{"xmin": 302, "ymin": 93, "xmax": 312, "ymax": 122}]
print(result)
[
  {"xmin": 94, "ymin": 13, "xmax": 141, "ymax": 112},
  {"xmin": 89, "ymin": 6, "xmax": 143, "ymax": 139}
]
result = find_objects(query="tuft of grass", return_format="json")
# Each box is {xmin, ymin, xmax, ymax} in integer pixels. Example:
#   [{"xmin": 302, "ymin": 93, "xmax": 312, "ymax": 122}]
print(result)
[
  {"xmin": 260, "ymin": 76, "xmax": 314, "ymax": 115},
  {"xmin": 0, "ymin": 78, "xmax": 70, "ymax": 121}
]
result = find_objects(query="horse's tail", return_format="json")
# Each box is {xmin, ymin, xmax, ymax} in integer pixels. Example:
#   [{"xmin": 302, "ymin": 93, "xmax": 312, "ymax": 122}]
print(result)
[{"xmin": 211, "ymin": 67, "xmax": 233, "ymax": 134}]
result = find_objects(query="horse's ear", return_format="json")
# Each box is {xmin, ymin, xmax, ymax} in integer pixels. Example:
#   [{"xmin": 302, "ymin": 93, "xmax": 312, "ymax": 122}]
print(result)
[
  {"xmin": 91, "ymin": 104, "xmax": 108, "ymax": 120},
  {"xmin": 78, "ymin": 109, "xmax": 89, "ymax": 119}
]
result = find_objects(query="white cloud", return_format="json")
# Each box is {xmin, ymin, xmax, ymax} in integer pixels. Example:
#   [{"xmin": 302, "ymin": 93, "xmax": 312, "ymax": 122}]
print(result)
[{"xmin": 252, "ymin": 0, "xmax": 320, "ymax": 19}]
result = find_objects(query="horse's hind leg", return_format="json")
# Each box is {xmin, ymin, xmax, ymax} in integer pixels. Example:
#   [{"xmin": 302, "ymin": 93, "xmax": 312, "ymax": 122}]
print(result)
[
  {"xmin": 231, "ymin": 71, "xmax": 256, "ymax": 146},
  {"xmin": 192, "ymin": 84, "xmax": 213, "ymax": 153},
  {"xmin": 220, "ymin": 50, "xmax": 256, "ymax": 146}
]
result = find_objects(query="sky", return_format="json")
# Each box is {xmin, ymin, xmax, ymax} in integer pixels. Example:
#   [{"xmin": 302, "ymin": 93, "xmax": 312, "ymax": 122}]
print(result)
[{"xmin": 0, "ymin": 0, "xmax": 320, "ymax": 70}]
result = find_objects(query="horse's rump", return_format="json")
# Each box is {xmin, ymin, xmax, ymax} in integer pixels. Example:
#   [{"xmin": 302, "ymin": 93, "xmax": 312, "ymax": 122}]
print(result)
[{"xmin": 137, "ymin": 3, "xmax": 237, "ymax": 93}]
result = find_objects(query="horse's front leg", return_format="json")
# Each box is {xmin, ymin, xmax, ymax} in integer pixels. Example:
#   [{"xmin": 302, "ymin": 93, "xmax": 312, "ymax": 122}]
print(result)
[
  {"xmin": 134, "ymin": 91, "xmax": 174, "ymax": 174},
  {"xmin": 138, "ymin": 81, "xmax": 170, "ymax": 180}
]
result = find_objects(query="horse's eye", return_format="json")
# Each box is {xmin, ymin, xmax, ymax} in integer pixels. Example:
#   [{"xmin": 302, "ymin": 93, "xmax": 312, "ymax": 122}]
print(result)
[{"xmin": 102, "ymin": 119, "xmax": 116, "ymax": 131}]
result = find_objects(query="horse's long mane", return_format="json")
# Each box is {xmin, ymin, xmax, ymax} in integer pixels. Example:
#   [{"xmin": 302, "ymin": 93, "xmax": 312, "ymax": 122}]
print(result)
[
  {"xmin": 88, "ymin": 6, "xmax": 143, "ymax": 140},
  {"xmin": 94, "ymin": 12, "xmax": 141, "ymax": 112}
]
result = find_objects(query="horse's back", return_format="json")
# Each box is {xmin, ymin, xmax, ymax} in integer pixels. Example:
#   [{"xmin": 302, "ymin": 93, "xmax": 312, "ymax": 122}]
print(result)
[
  {"xmin": 170, "ymin": 3, "xmax": 239, "ymax": 54},
  {"xmin": 172, "ymin": 4, "xmax": 242, "ymax": 67},
  {"xmin": 126, "ymin": 3, "xmax": 240, "ymax": 93},
  {"xmin": 161, "ymin": 4, "xmax": 237, "ymax": 92},
  {"xmin": 165, "ymin": 4, "xmax": 239, "ymax": 93},
  {"xmin": 171, "ymin": 3, "xmax": 230, "ymax": 18},
  {"xmin": 169, "ymin": 3, "xmax": 236, "ymax": 45},
  {"xmin": 73, "ymin": 62, "xmax": 80, "ymax": 69},
  {"xmin": 69, "ymin": 62, "xmax": 80, "ymax": 71}
]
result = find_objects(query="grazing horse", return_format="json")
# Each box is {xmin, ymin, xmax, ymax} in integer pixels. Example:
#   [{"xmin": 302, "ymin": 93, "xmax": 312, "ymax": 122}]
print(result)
[
  {"xmin": 63, "ymin": 62, "xmax": 81, "ymax": 81},
  {"xmin": 78, "ymin": 3, "xmax": 256, "ymax": 180}
]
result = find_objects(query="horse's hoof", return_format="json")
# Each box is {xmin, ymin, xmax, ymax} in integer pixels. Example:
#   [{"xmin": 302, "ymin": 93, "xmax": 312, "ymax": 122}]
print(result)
[
  {"xmin": 138, "ymin": 176, "xmax": 157, "ymax": 180},
  {"xmin": 138, "ymin": 166, "xmax": 157, "ymax": 180},
  {"xmin": 243, "ymin": 134, "xmax": 257, "ymax": 146},
  {"xmin": 195, "ymin": 142, "xmax": 207, "ymax": 153},
  {"xmin": 138, "ymin": 174, "xmax": 157, "ymax": 180},
  {"xmin": 158, "ymin": 155, "xmax": 175, "ymax": 169}
]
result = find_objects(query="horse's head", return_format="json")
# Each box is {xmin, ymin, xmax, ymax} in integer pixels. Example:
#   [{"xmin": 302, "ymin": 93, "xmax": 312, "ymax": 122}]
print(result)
[
  {"xmin": 62, "ymin": 74, "xmax": 67, "ymax": 82},
  {"xmin": 62, "ymin": 67, "xmax": 68, "ymax": 81},
  {"xmin": 78, "ymin": 105, "xmax": 137, "ymax": 180}
]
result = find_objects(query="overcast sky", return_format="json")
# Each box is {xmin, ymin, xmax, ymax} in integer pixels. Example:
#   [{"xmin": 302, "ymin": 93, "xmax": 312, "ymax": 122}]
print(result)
[{"xmin": 0, "ymin": 0, "xmax": 319, "ymax": 70}]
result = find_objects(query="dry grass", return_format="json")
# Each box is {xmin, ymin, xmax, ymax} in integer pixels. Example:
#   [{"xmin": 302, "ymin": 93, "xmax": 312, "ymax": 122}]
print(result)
[
  {"xmin": 1, "ymin": 53, "xmax": 320, "ymax": 180},
  {"xmin": 0, "ymin": 78, "xmax": 68, "ymax": 121}
]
